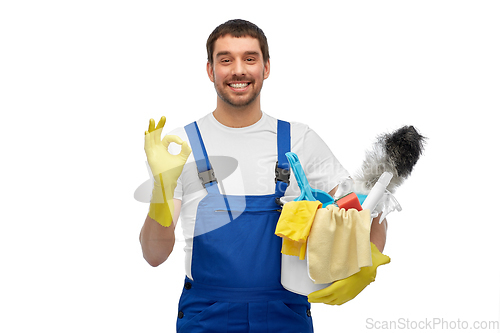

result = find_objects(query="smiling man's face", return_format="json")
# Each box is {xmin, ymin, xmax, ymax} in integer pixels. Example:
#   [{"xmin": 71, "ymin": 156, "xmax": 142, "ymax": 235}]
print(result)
[{"xmin": 207, "ymin": 35, "xmax": 270, "ymax": 109}]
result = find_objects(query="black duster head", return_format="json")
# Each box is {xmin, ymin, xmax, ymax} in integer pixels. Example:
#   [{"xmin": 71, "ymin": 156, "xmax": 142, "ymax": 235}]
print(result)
[
  {"xmin": 381, "ymin": 125, "xmax": 426, "ymax": 179},
  {"xmin": 355, "ymin": 125, "xmax": 426, "ymax": 193}
]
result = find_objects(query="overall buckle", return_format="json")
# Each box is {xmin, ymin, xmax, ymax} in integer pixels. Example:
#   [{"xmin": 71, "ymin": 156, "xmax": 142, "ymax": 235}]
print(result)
[
  {"xmin": 275, "ymin": 161, "xmax": 290, "ymax": 185},
  {"xmin": 199, "ymin": 169, "xmax": 217, "ymax": 186}
]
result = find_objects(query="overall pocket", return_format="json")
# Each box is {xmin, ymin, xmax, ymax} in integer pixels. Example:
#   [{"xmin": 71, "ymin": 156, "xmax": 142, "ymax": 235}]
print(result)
[
  {"xmin": 177, "ymin": 297, "xmax": 228, "ymax": 333},
  {"xmin": 267, "ymin": 299, "xmax": 313, "ymax": 332}
]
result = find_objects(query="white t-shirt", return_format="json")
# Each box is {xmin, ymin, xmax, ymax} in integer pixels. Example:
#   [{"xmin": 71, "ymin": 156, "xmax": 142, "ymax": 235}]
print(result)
[{"xmin": 168, "ymin": 112, "xmax": 350, "ymax": 279}]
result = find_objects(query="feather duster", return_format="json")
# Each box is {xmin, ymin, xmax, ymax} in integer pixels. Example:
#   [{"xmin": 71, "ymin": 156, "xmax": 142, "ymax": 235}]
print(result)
[{"xmin": 355, "ymin": 125, "xmax": 426, "ymax": 194}]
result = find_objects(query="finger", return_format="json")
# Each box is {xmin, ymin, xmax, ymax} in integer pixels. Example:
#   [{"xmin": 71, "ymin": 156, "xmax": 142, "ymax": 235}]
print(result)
[
  {"xmin": 329, "ymin": 298, "xmax": 347, "ymax": 306},
  {"xmin": 307, "ymin": 297, "xmax": 322, "ymax": 304},
  {"xmin": 325, "ymin": 298, "xmax": 347, "ymax": 305},
  {"xmin": 380, "ymin": 254, "xmax": 391, "ymax": 266},
  {"xmin": 148, "ymin": 118, "xmax": 156, "ymax": 133},
  {"xmin": 144, "ymin": 130, "xmax": 152, "ymax": 151},
  {"xmin": 151, "ymin": 116, "xmax": 166, "ymax": 148},
  {"xmin": 161, "ymin": 135, "xmax": 191, "ymax": 161},
  {"xmin": 148, "ymin": 118, "xmax": 160, "ymax": 146},
  {"xmin": 179, "ymin": 141, "xmax": 192, "ymax": 160},
  {"xmin": 162, "ymin": 135, "xmax": 184, "ymax": 149},
  {"xmin": 157, "ymin": 116, "xmax": 166, "ymax": 130},
  {"xmin": 309, "ymin": 295, "xmax": 336, "ymax": 304},
  {"xmin": 152, "ymin": 119, "xmax": 164, "ymax": 146},
  {"xmin": 309, "ymin": 293, "xmax": 338, "ymax": 304},
  {"xmin": 308, "ymin": 284, "xmax": 336, "ymax": 299}
]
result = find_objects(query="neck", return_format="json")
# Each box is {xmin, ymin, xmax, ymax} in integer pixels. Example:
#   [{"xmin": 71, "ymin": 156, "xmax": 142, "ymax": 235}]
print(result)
[{"xmin": 213, "ymin": 99, "xmax": 262, "ymax": 128}]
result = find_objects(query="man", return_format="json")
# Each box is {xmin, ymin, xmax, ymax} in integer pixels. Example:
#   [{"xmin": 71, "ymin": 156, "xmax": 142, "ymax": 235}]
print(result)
[{"xmin": 140, "ymin": 19, "xmax": 389, "ymax": 332}]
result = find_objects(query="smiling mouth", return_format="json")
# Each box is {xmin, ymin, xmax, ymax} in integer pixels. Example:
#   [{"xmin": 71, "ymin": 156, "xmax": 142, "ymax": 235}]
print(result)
[{"xmin": 228, "ymin": 82, "xmax": 250, "ymax": 89}]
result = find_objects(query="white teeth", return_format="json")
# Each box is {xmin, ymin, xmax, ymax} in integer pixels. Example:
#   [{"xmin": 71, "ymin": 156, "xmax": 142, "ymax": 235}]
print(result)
[{"xmin": 229, "ymin": 83, "xmax": 249, "ymax": 88}]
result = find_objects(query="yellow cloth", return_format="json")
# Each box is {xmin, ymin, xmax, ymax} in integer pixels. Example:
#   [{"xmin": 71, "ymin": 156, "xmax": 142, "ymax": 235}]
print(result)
[
  {"xmin": 308, "ymin": 242, "xmax": 390, "ymax": 305},
  {"xmin": 307, "ymin": 205, "xmax": 372, "ymax": 284},
  {"xmin": 275, "ymin": 200, "xmax": 322, "ymax": 260}
]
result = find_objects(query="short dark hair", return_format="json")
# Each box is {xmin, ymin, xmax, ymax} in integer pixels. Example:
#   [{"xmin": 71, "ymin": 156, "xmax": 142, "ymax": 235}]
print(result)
[{"xmin": 206, "ymin": 19, "xmax": 269, "ymax": 65}]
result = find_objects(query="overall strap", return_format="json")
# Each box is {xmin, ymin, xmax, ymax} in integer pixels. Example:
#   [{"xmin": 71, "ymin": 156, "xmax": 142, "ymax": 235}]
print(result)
[
  {"xmin": 275, "ymin": 120, "xmax": 291, "ymax": 197},
  {"xmin": 184, "ymin": 121, "xmax": 220, "ymax": 194}
]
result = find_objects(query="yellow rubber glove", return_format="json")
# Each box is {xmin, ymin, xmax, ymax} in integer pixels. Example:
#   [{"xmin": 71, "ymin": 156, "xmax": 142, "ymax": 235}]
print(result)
[
  {"xmin": 308, "ymin": 242, "xmax": 390, "ymax": 305},
  {"xmin": 145, "ymin": 116, "xmax": 191, "ymax": 227}
]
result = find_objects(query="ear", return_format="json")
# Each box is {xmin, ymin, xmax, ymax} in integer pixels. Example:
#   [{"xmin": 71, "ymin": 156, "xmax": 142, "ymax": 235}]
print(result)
[
  {"xmin": 207, "ymin": 61, "xmax": 215, "ymax": 83},
  {"xmin": 263, "ymin": 59, "xmax": 270, "ymax": 80}
]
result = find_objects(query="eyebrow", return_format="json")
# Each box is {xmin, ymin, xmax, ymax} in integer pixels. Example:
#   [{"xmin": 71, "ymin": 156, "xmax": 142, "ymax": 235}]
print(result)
[{"xmin": 215, "ymin": 51, "xmax": 261, "ymax": 58}]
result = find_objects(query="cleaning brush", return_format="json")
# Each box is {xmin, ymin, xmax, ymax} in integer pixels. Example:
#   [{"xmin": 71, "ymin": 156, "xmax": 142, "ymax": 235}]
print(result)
[{"xmin": 355, "ymin": 125, "xmax": 426, "ymax": 194}]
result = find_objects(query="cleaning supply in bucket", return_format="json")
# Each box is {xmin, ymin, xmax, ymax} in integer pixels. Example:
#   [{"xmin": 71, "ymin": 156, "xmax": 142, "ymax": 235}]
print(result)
[
  {"xmin": 285, "ymin": 152, "xmax": 334, "ymax": 206},
  {"xmin": 307, "ymin": 205, "xmax": 372, "ymax": 284},
  {"xmin": 361, "ymin": 171, "xmax": 393, "ymax": 216},
  {"xmin": 275, "ymin": 152, "xmax": 331, "ymax": 260},
  {"xmin": 276, "ymin": 153, "xmax": 381, "ymax": 295},
  {"xmin": 333, "ymin": 177, "xmax": 363, "ymax": 211},
  {"xmin": 306, "ymin": 172, "xmax": 393, "ymax": 284},
  {"xmin": 275, "ymin": 200, "xmax": 322, "ymax": 260},
  {"xmin": 275, "ymin": 152, "xmax": 335, "ymax": 295},
  {"xmin": 336, "ymin": 192, "xmax": 363, "ymax": 211}
]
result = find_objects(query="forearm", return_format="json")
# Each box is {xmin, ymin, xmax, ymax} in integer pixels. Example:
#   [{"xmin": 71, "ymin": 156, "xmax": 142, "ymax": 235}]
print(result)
[
  {"xmin": 370, "ymin": 213, "xmax": 387, "ymax": 252},
  {"xmin": 139, "ymin": 199, "xmax": 181, "ymax": 266}
]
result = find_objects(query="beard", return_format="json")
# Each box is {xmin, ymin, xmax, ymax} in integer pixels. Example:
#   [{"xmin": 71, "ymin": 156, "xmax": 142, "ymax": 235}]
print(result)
[{"xmin": 214, "ymin": 77, "xmax": 263, "ymax": 108}]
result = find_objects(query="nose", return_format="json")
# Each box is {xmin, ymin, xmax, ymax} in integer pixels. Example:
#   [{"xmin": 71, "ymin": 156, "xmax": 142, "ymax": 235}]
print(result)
[{"xmin": 231, "ymin": 58, "xmax": 247, "ymax": 76}]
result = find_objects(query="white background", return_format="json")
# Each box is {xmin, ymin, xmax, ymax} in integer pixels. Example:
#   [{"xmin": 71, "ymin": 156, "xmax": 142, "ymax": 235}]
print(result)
[{"xmin": 1, "ymin": 1, "xmax": 499, "ymax": 332}]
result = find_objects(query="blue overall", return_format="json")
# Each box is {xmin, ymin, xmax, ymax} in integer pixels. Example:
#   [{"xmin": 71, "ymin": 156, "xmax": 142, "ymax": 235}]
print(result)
[{"xmin": 176, "ymin": 120, "xmax": 314, "ymax": 333}]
